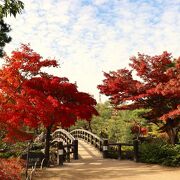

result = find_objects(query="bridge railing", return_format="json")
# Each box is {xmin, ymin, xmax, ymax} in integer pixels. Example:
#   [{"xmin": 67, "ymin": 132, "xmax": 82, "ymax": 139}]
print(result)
[
  {"xmin": 51, "ymin": 128, "xmax": 139, "ymax": 163},
  {"xmin": 107, "ymin": 140, "xmax": 139, "ymax": 162},
  {"xmin": 70, "ymin": 129, "xmax": 103, "ymax": 151},
  {"xmin": 50, "ymin": 129, "xmax": 78, "ymax": 166},
  {"xmin": 51, "ymin": 128, "xmax": 75, "ymax": 144},
  {"xmin": 70, "ymin": 129, "xmax": 139, "ymax": 162}
]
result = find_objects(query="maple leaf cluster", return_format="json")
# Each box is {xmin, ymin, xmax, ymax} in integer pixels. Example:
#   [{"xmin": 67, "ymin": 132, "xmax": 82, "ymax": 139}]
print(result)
[
  {"xmin": 0, "ymin": 158, "xmax": 25, "ymax": 180},
  {"xmin": 98, "ymin": 52, "xmax": 180, "ymax": 143},
  {"xmin": 0, "ymin": 44, "xmax": 98, "ymax": 142},
  {"xmin": 131, "ymin": 124, "xmax": 148, "ymax": 136}
]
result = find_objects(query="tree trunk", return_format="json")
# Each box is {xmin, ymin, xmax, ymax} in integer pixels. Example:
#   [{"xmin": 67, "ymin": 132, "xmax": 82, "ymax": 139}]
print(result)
[
  {"xmin": 166, "ymin": 127, "xmax": 179, "ymax": 145},
  {"xmin": 162, "ymin": 118, "xmax": 180, "ymax": 145},
  {"xmin": 44, "ymin": 126, "xmax": 52, "ymax": 166},
  {"xmin": 88, "ymin": 121, "xmax": 92, "ymax": 132}
]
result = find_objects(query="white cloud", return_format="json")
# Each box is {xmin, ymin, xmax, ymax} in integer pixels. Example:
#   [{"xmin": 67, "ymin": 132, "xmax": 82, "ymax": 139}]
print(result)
[
  {"xmin": 4, "ymin": 0, "xmax": 180, "ymax": 102},
  {"xmin": 93, "ymin": 0, "xmax": 108, "ymax": 6}
]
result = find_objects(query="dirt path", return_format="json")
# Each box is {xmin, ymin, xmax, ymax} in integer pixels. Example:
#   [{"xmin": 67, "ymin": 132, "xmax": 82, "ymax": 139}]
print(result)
[{"xmin": 34, "ymin": 140, "xmax": 180, "ymax": 180}]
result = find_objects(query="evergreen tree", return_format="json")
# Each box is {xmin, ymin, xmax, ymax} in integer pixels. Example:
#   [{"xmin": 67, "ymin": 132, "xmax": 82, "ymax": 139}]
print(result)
[{"xmin": 0, "ymin": 0, "xmax": 24, "ymax": 57}]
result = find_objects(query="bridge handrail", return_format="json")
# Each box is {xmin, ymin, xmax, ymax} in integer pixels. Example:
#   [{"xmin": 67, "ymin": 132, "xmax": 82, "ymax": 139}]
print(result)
[
  {"xmin": 51, "ymin": 129, "xmax": 75, "ymax": 144},
  {"xmin": 70, "ymin": 129, "xmax": 103, "ymax": 142},
  {"xmin": 108, "ymin": 142, "xmax": 133, "ymax": 146},
  {"xmin": 70, "ymin": 129, "xmax": 104, "ymax": 151},
  {"xmin": 50, "ymin": 129, "xmax": 79, "ymax": 165},
  {"xmin": 107, "ymin": 140, "xmax": 139, "ymax": 162},
  {"xmin": 51, "ymin": 138, "xmax": 67, "ymax": 144}
]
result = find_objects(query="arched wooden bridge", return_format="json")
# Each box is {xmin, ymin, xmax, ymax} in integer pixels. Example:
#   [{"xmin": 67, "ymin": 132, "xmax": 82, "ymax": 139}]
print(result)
[
  {"xmin": 33, "ymin": 128, "xmax": 180, "ymax": 180},
  {"xmin": 32, "ymin": 128, "xmax": 180, "ymax": 180},
  {"xmin": 50, "ymin": 128, "xmax": 139, "ymax": 164},
  {"xmin": 50, "ymin": 128, "xmax": 104, "ymax": 163}
]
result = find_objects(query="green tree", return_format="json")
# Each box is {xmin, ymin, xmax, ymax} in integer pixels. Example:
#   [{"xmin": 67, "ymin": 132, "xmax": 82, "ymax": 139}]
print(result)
[
  {"xmin": 72, "ymin": 102, "xmax": 150, "ymax": 143},
  {"xmin": 108, "ymin": 110, "xmax": 133, "ymax": 143},
  {"xmin": 91, "ymin": 102, "xmax": 113, "ymax": 138},
  {"xmin": 0, "ymin": 0, "xmax": 24, "ymax": 57}
]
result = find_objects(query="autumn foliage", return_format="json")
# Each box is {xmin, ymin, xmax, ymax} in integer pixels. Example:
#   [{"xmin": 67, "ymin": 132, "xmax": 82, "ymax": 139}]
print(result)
[
  {"xmin": 0, "ymin": 158, "xmax": 25, "ymax": 180},
  {"xmin": 98, "ymin": 52, "xmax": 180, "ymax": 144},
  {"xmin": 0, "ymin": 44, "xmax": 97, "ymax": 138},
  {"xmin": 0, "ymin": 44, "xmax": 57, "ymax": 141},
  {"xmin": 0, "ymin": 44, "xmax": 98, "ymax": 165},
  {"xmin": 131, "ymin": 123, "xmax": 148, "ymax": 138}
]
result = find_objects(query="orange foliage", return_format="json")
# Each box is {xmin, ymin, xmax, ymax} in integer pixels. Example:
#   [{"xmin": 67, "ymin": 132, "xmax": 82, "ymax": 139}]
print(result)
[
  {"xmin": 0, "ymin": 44, "xmax": 98, "ymax": 142},
  {"xmin": 0, "ymin": 158, "xmax": 25, "ymax": 180}
]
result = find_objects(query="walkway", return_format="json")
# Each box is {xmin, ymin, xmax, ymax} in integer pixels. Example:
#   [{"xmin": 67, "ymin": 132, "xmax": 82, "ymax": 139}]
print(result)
[{"xmin": 34, "ymin": 140, "xmax": 180, "ymax": 180}]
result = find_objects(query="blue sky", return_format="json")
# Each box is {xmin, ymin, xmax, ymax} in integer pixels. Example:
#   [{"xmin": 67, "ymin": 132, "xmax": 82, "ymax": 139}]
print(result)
[{"xmin": 5, "ymin": 0, "xmax": 180, "ymax": 101}]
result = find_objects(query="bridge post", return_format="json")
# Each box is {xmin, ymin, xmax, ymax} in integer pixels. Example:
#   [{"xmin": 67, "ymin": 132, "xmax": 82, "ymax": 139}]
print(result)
[
  {"xmin": 73, "ymin": 139, "xmax": 78, "ymax": 160},
  {"xmin": 67, "ymin": 145, "xmax": 70, "ymax": 162},
  {"xmin": 57, "ymin": 141, "xmax": 64, "ymax": 166},
  {"xmin": 103, "ymin": 139, "xmax": 108, "ymax": 158},
  {"xmin": 133, "ymin": 140, "xmax": 139, "ymax": 162},
  {"xmin": 95, "ymin": 138, "xmax": 97, "ymax": 148},
  {"xmin": 118, "ymin": 144, "xmax": 122, "ymax": 160}
]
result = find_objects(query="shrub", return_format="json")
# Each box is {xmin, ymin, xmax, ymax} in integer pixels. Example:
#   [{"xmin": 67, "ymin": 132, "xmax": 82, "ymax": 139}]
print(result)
[
  {"xmin": 139, "ymin": 140, "xmax": 180, "ymax": 167},
  {"xmin": 0, "ymin": 158, "xmax": 25, "ymax": 180},
  {"xmin": 0, "ymin": 152, "xmax": 15, "ymax": 158}
]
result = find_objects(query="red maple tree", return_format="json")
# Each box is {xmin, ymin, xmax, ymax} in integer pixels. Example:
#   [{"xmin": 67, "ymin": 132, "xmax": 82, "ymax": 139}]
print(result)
[
  {"xmin": 23, "ymin": 76, "xmax": 98, "ymax": 163},
  {"xmin": 0, "ymin": 44, "xmax": 57, "ymax": 140},
  {"xmin": 0, "ymin": 44, "xmax": 98, "ymax": 164},
  {"xmin": 98, "ymin": 52, "xmax": 180, "ymax": 144}
]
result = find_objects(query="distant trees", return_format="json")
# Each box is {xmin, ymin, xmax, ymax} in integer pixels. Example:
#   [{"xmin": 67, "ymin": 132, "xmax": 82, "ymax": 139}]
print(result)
[
  {"xmin": 71, "ymin": 102, "xmax": 149, "ymax": 143},
  {"xmin": 90, "ymin": 102, "xmax": 112, "ymax": 138},
  {"xmin": 0, "ymin": 0, "xmax": 24, "ymax": 57},
  {"xmin": 98, "ymin": 52, "xmax": 180, "ymax": 144}
]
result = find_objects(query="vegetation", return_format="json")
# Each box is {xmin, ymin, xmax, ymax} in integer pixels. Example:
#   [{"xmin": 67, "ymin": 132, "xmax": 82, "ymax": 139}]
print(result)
[
  {"xmin": 98, "ymin": 52, "xmax": 180, "ymax": 144},
  {"xmin": 0, "ymin": 44, "xmax": 98, "ymax": 166},
  {"xmin": 71, "ymin": 101, "xmax": 180, "ymax": 166},
  {"xmin": 0, "ymin": 46, "xmax": 179, "ymax": 180},
  {"xmin": 0, "ymin": 158, "xmax": 25, "ymax": 180},
  {"xmin": 71, "ymin": 102, "xmax": 149, "ymax": 143},
  {"xmin": 140, "ymin": 140, "xmax": 180, "ymax": 167},
  {"xmin": 0, "ymin": 0, "xmax": 24, "ymax": 57}
]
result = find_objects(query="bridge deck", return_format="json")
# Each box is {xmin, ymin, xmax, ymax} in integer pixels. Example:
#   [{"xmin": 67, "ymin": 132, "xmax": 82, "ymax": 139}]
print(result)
[
  {"xmin": 78, "ymin": 139, "xmax": 102, "ymax": 159},
  {"xmin": 34, "ymin": 140, "xmax": 180, "ymax": 180}
]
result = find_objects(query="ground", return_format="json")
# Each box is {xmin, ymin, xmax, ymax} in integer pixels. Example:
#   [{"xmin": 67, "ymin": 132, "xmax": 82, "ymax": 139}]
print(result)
[{"xmin": 34, "ymin": 140, "xmax": 180, "ymax": 180}]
